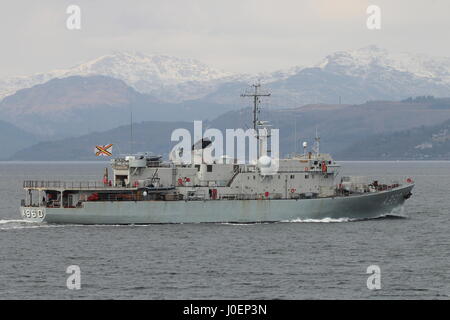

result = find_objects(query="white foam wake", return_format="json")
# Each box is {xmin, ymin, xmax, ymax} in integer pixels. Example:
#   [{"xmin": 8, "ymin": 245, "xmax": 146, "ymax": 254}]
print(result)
[
  {"xmin": 0, "ymin": 219, "xmax": 34, "ymax": 224},
  {"xmin": 281, "ymin": 217, "xmax": 355, "ymax": 223},
  {"xmin": 220, "ymin": 222, "xmax": 272, "ymax": 226},
  {"xmin": 220, "ymin": 218, "xmax": 354, "ymax": 224},
  {"xmin": 0, "ymin": 219, "xmax": 47, "ymax": 230}
]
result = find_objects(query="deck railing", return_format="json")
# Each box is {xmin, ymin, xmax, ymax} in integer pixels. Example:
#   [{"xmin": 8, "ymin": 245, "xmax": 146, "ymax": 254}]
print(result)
[{"xmin": 23, "ymin": 180, "xmax": 122, "ymax": 190}]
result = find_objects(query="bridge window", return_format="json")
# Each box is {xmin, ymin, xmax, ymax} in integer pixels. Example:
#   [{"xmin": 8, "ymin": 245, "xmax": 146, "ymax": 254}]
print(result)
[{"xmin": 207, "ymin": 165, "xmax": 213, "ymax": 172}]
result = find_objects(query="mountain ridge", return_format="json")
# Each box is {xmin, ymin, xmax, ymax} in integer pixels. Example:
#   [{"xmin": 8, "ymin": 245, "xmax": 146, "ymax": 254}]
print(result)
[
  {"xmin": 9, "ymin": 97, "xmax": 450, "ymax": 161},
  {"xmin": 2, "ymin": 46, "xmax": 450, "ymax": 106},
  {"xmin": 0, "ymin": 120, "xmax": 38, "ymax": 159},
  {"xmin": 0, "ymin": 75, "xmax": 238, "ymax": 139}
]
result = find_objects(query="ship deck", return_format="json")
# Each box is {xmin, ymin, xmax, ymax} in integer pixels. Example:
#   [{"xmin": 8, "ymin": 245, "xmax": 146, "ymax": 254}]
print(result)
[{"xmin": 23, "ymin": 180, "xmax": 137, "ymax": 191}]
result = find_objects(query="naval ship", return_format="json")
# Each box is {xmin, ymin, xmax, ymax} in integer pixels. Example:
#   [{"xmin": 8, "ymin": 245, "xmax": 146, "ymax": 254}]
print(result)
[{"xmin": 19, "ymin": 85, "xmax": 414, "ymax": 224}]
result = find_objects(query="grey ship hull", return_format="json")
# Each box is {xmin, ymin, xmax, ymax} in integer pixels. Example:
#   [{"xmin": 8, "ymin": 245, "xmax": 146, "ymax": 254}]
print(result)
[{"xmin": 20, "ymin": 184, "xmax": 413, "ymax": 224}]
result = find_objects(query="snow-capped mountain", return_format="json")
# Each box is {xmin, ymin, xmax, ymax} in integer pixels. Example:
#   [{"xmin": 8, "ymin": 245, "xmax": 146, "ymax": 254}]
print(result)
[
  {"xmin": 197, "ymin": 46, "xmax": 450, "ymax": 107},
  {"xmin": 317, "ymin": 45, "xmax": 450, "ymax": 84},
  {"xmin": 2, "ymin": 46, "xmax": 450, "ymax": 107},
  {"xmin": 0, "ymin": 52, "xmax": 237, "ymax": 102}
]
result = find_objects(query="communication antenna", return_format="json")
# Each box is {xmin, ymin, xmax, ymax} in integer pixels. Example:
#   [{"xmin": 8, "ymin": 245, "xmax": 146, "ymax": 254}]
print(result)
[
  {"xmin": 313, "ymin": 127, "xmax": 320, "ymax": 155},
  {"xmin": 130, "ymin": 105, "xmax": 134, "ymax": 155},
  {"xmin": 294, "ymin": 118, "xmax": 297, "ymax": 155}
]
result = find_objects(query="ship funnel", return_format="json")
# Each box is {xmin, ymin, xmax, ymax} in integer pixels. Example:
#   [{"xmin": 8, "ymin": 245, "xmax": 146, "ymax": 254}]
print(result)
[
  {"xmin": 192, "ymin": 137, "xmax": 213, "ymax": 164},
  {"xmin": 192, "ymin": 138, "xmax": 212, "ymax": 150}
]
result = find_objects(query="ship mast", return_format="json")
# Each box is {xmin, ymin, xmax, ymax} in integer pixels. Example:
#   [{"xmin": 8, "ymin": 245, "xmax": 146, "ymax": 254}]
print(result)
[
  {"xmin": 241, "ymin": 83, "xmax": 271, "ymax": 159},
  {"xmin": 241, "ymin": 83, "xmax": 271, "ymax": 136}
]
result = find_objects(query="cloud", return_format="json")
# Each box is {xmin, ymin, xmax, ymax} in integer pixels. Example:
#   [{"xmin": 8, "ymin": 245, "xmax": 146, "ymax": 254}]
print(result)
[{"xmin": 0, "ymin": 0, "xmax": 449, "ymax": 77}]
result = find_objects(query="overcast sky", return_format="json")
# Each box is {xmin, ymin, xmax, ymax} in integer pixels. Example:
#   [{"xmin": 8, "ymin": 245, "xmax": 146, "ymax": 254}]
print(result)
[{"xmin": 0, "ymin": 0, "xmax": 449, "ymax": 77}]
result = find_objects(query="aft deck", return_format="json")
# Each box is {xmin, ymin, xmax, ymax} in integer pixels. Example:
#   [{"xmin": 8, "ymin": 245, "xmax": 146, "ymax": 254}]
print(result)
[
  {"xmin": 22, "ymin": 180, "xmax": 140, "ymax": 209},
  {"xmin": 23, "ymin": 180, "xmax": 137, "ymax": 191}
]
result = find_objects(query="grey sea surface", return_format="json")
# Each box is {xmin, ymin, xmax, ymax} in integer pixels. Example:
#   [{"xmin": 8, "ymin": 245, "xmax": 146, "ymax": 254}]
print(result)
[{"xmin": 0, "ymin": 161, "xmax": 449, "ymax": 299}]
